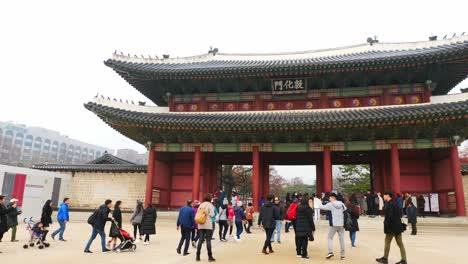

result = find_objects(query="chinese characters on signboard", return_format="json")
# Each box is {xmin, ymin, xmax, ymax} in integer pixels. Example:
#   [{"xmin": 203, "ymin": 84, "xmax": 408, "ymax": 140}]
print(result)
[{"xmin": 272, "ymin": 78, "xmax": 307, "ymax": 94}]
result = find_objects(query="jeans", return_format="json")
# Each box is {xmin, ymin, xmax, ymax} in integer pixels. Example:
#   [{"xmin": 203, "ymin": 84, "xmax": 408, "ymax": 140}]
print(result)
[
  {"xmin": 314, "ymin": 208, "xmax": 321, "ymax": 221},
  {"xmin": 235, "ymin": 221, "xmax": 243, "ymax": 239},
  {"xmin": 328, "ymin": 226, "xmax": 345, "ymax": 257},
  {"xmin": 196, "ymin": 229, "xmax": 213, "ymax": 257},
  {"xmin": 285, "ymin": 221, "xmax": 291, "ymax": 232},
  {"xmin": 295, "ymin": 235, "xmax": 308, "ymax": 257},
  {"xmin": 133, "ymin": 223, "xmax": 141, "ymax": 239},
  {"xmin": 218, "ymin": 220, "xmax": 228, "ymax": 239},
  {"xmin": 384, "ymin": 233, "xmax": 407, "ymax": 261},
  {"xmin": 271, "ymin": 220, "xmax": 281, "ymax": 242},
  {"xmin": 263, "ymin": 228, "xmax": 274, "ymax": 250},
  {"xmin": 178, "ymin": 227, "xmax": 192, "ymax": 253},
  {"xmin": 212, "ymin": 221, "xmax": 216, "ymax": 235},
  {"xmin": 51, "ymin": 220, "xmax": 66, "ymax": 240},
  {"xmin": 84, "ymin": 227, "xmax": 107, "ymax": 252},
  {"xmin": 349, "ymin": 231, "xmax": 356, "ymax": 246}
]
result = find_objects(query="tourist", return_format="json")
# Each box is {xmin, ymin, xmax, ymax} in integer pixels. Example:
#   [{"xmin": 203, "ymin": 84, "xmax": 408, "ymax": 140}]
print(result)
[
  {"xmin": 130, "ymin": 200, "xmax": 144, "ymax": 241},
  {"xmin": 218, "ymin": 190, "xmax": 225, "ymax": 209},
  {"xmin": 211, "ymin": 203, "xmax": 218, "ymax": 240},
  {"xmin": 218, "ymin": 200, "xmax": 229, "ymax": 241},
  {"xmin": 320, "ymin": 193, "xmax": 346, "ymax": 260},
  {"xmin": 196, "ymin": 193, "xmax": 216, "ymax": 262},
  {"xmin": 378, "ymin": 193, "xmax": 384, "ymax": 216},
  {"xmin": 284, "ymin": 201, "xmax": 291, "ymax": 233},
  {"xmin": 376, "ymin": 191, "xmax": 407, "ymax": 264},
  {"xmin": 313, "ymin": 194, "xmax": 322, "ymax": 221},
  {"xmin": 360, "ymin": 194, "xmax": 368, "ymax": 215},
  {"xmin": 404, "ymin": 193, "xmax": 412, "ymax": 216},
  {"xmin": 5, "ymin": 198, "xmax": 22, "ymax": 242},
  {"xmin": 271, "ymin": 196, "xmax": 284, "ymax": 243},
  {"xmin": 40, "ymin": 200, "xmax": 53, "ymax": 242},
  {"xmin": 407, "ymin": 201, "xmax": 417, "ymax": 235},
  {"xmin": 260, "ymin": 196, "xmax": 265, "ymax": 207},
  {"xmin": 140, "ymin": 203, "xmax": 157, "ymax": 245},
  {"xmin": 191, "ymin": 200, "xmax": 200, "ymax": 248},
  {"xmin": 396, "ymin": 194, "xmax": 403, "ymax": 216},
  {"xmin": 285, "ymin": 193, "xmax": 291, "ymax": 204},
  {"xmin": 344, "ymin": 196, "xmax": 360, "ymax": 247},
  {"xmin": 295, "ymin": 195, "xmax": 315, "ymax": 259},
  {"xmin": 234, "ymin": 201, "xmax": 245, "ymax": 241},
  {"xmin": 244, "ymin": 202, "xmax": 254, "ymax": 233},
  {"xmin": 84, "ymin": 199, "xmax": 113, "ymax": 253},
  {"xmin": 286, "ymin": 198, "xmax": 299, "ymax": 231},
  {"xmin": 416, "ymin": 195, "xmax": 426, "ymax": 218},
  {"xmin": 108, "ymin": 200, "xmax": 122, "ymax": 249},
  {"xmin": 231, "ymin": 192, "xmax": 239, "ymax": 206},
  {"xmin": 258, "ymin": 194, "xmax": 279, "ymax": 255},
  {"xmin": 177, "ymin": 199, "xmax": 195, "ymax": 256},
  {"xmin": 227, "ymin": 202, "xmax": 234, "ymax": 238},
  {"xmin": 0, "ymin": 195, "xmax": 17, "ymax": 249},
  {"xmin": 51, "ymin": 197, "xmax": 70, "ymax": 241}
]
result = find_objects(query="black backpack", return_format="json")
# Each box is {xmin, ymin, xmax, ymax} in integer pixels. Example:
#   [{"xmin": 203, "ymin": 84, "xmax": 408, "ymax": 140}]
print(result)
[
  {"xmin": 87, "ymin": 210, "xmax": 98, "ymax": 225},
  {"xmin": 343, "ymin": 206, "xmax": 353, "ymax": 230}
]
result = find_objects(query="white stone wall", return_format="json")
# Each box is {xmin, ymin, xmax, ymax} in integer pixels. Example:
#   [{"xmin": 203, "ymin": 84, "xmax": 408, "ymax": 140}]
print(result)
[{"xmin": 67, "ymin": 171, "xmax": 146, "ymax": 211}]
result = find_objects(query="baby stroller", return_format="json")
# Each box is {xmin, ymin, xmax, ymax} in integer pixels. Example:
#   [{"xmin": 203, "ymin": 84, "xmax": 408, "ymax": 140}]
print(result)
[
  {"xmin": 109, "ymin": 220, "xmax": 136, "ymax": 252},
  {"xmin": 23, "ymin": 218, "xmax": 50, "ymax": 249}
]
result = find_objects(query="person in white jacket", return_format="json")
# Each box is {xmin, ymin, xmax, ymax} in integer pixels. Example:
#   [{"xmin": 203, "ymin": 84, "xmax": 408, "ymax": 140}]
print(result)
[
  {"xmin": 313, "ymin": 194, "xmax": 322, "ymax": 221},
  {"xmin": 320, "ymin": 193, "xmax": 347, "ymax": 260}
]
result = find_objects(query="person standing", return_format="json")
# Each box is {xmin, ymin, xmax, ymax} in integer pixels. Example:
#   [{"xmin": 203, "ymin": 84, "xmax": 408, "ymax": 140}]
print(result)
[
  {"xmin": 84, "ymin": 199, "xmax": 113, "ymax": 253},
  {"xmin": 40, "ymin": 200, "xmax": 53, "ymax": 242},
  {"xmin": 295, "ymin": 195, "xmax": 315, "ymax": 259},
  {"xmin": 407, "ymin": 201, "xmax": 417, "ymax": 236},
  {"xmin": 6, "ymin": 198, "xmax": 22, "ymax": 242},
  {"xmin": 234, "ymin": 201, "xmax": 245, "ymax": 242},
  {"xmin": 378, "ymin": 193, "xmax": 384, "ymax": 216},
  {"xmin": 130, "ymin": 200, "xmax": 144, "ymax": 241},
  {"xmin": 286, "ymin": 198, "xmax": 299, "ymax": 232},
  {"xmin": 51, "ymin": 197, "xmax": 70, "ymax": 241},
  {"xmin": 271, "ymin": 197, "xmax": 284, "ymax": 244},
  {"xmin": 227, "ymin": 202, "xmax": 235, "ymax": 238},
  {"xmin": 108, "ymin": 200, "xmax": 122, "ymax": 249},
  {"xmin": 140, "ymin": 204, "xmax": 157, "ymax": 245},
  {"xmin": 344, "ymin": 196, "xmax": 360, "ymax": 247},
  {"xmin": 376, "ymin": 191, "xmax": 407, "ymax": 264},
  {"xmin": 258, "ymin": 194, "xmax": 280, "ymax": 255},
  {"xmin": 195, "ymin": 194, "xmax": 216, "ymax": 262},
  {"xmin": 320, "ymin": 193, "xmax": 347, "ymax": 260},
  {"xmin": 244, "ymin": 202, "xmax": 254, "ymax": 234},
  {"xmin": 416, "ymin": 195, "xmax": 426, "ymax": 218},
  {"xmin": 313, "ymin": 194, "xmax": 322, "ymax": 221},
  {"xmin": 0, "ymin": 195, "xmax": 17, "ymax": 248},
  {"xmin": 211, "ymin": 205, "xmax": 218, "ymax": 240},
  {"xmin": 177, "ymin": 199, "xmax": 195, "ymax": 256},
  {"xmin": 218, "ymin": 200, "xmax": 228, "ymax": 241}
]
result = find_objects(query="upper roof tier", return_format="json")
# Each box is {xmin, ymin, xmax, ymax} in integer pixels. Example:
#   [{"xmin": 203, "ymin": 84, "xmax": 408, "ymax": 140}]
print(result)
[{"xmin": 106, "ymin": 36, "xmax": 468, "ymax": 105}]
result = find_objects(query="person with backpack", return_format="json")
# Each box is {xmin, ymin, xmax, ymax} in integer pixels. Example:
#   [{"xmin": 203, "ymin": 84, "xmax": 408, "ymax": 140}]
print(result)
[
  {"xmin": 234, "ymin": 201, "xmax": 245, "ymax": 242},
  {"xmin": 6, "ymin": 198, "xmax": 22, "ymax": 242},
  {"xmin": 286, "ymin": 198, "xmax": 299, "ymax": 232},
  {"xmin": 84, "ymin": 199, "xmax": 113, "ymax": 253},
  {"xmin": 141, "ymin": 204, "xmax": 157, "ymax": 245},
  {"xmin": 40, "ymin": 200, "xmax": 53, "ymax": 242},
  {"xmin": 130, "ymin": 200, "xmax": 144, "ymax": 241},
  {"xmin": 244, "ymin": 202, "xmax": 254, "ymax": 234},
  {"xmin": 195, "ymin": 194, "xmax": 216, "ymax": 262},
  {"xmin": 177, "ymin": 199, "xmax": 195, "ymax": 256},
  {"xmin": 51, "ymin": 197, "xmax": 70, "ymax": 241},
  {"xmin": 218, "ymin": 200, "xmax": 229, "ymax": 241},
  {"xmin": 320, "ymin": 193, "xmax": 347, "ymax": 260},
  {"xmin": 344, "ymin": 196, "xmax": 360, "ymax": 247},
  {"xmin": 295, "ymin": 195, "xmax": 315, "ymax": 259}
]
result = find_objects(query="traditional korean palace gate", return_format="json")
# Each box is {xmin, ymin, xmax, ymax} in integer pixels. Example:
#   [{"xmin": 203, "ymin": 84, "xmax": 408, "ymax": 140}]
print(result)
[{"xmin": 86, "ymin": 36, "xmax": 468, "ymax": 215}]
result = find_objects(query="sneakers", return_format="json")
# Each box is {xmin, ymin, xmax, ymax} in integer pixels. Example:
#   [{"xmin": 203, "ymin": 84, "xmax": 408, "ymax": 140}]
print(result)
[
  {"xmin": 277, "ymin": 241, "xmax": 281, "ymax": 244},
  {"xmin": 177, "ymin": 248, "xmax": 181, "ymax": 254},
  {"xmin": 302, "ymin": 256, "xmax": 310, "ymax": 260},
  {"xmin": 208, "ymin": 257, "xmax": 216, "ymax": 262},
  {"xmin": 59, "ymin": 239, "xmax": 67, "ymax": 242},
  {"xmin": 268, "ymin": 248, "xmax": 274, "ymax": 254},
  {"xmin": 326, "ymin": 252, "xmax": 334, "ymax": 259},
  {"xmin": 183, "ymin": 252, "xmax": 190, "ymax": 256},
  {"xmin": 84, "ymin": 250, "xmax": 93, "ymax": 253},
  {"xmin": 296, "ymin": 254, "xmax": 302, "ymax": 258},
  {"xmin": 196, "ymin": 256, "xmax": 201, "ymax": 262},
  {"xmin": 395, "ymin": 261, "xmax": 407, "ymax": 264},
  {"xmin": 103, "ymin": 249, "xmax": 111, "ymax": 253},
  {"xmin": 376, "ymin": 257, "xmax": 388, "ymax": 264}
]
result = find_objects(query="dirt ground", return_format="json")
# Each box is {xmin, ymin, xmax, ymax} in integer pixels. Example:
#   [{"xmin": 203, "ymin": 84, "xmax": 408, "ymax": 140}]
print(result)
[{"xmin": 1, "ymin": 216, "xmax": 467, "ymax": 264}]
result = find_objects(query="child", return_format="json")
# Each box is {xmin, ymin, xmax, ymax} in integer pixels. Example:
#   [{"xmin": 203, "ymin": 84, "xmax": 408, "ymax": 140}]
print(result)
[
  {"xmin": 32, "ymin": 222, "xmax": 45, "ymax": 241},
  {"xmin": 407, "ymin": 201, "xmax": 417, "ymax": 235}
]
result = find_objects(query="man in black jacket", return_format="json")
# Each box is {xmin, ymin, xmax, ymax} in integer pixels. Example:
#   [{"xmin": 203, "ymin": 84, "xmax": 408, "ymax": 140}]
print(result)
[
  {"xmin": 258, "ymin": 194, "xmax": 279, "ymax": 255},
  {"xmin": 0, "ymin": 195, "xmax": 17, "ymax": 253},
  {"xmin": 84, "ymin": 199, "xmax": 113, "ymax": 253},
  {"xmin": 376, "ymin": 192, "xmax": 407, "ymax": 264}
]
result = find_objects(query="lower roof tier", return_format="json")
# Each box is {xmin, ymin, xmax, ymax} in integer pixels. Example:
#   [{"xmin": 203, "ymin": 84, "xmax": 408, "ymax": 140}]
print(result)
[{"xmin": 85, "ymin": 97, "xmax": 468, "ymax": 145}]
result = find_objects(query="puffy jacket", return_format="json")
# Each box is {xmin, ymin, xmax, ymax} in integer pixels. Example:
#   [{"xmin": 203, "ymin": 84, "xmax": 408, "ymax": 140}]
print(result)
[
  {"xmin": 384, "ymin": 199, "xmax": 404, "ymax": 234},
  {"xmin": 258, "ymin": 201, "xmax": 280, "ymax": 229},
  {"xmin": 286, "ymin": 202, "xmax": 298, "ymax": 220},
  {"xmin": 56, "ymin": 203, "xmax": 69, "ymax": 222},
  {"xmin": 41, "ymin": 204, "xmax": 53, "ymax": 227},
  {"xmin": 140, "ymin": 207, "xmax": 157, "ymax": 235},
  {"xmin": 295, "ymin": 203, "xmax": 315, "ymax": 237},
  {"xmin": 234, "ymin": 206, "xmax": 245, "ymax": 223},
  {"xmin": 93, "ymin": 204, "xmax": 112, "ymax": 231}
]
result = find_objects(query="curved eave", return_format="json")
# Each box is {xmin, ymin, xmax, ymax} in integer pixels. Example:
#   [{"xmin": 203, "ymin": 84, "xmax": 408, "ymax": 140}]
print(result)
[{"xmin": 31, "ymin": 164, "xmax": 147, "ymax": 173}]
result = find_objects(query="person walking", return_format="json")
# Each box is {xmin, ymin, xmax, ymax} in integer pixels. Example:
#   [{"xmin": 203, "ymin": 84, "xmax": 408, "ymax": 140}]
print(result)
[
  {"xmin": 344, "ymin": 196, "xmax": 360, "ymax": 247},
  {"xmin": 0, "ymin": 195, "xmax": 17, "ymax": 250},
  {"xmin": 192, "ymin": 200, "xmax": 200, "ymax": 248},
  {"xmin": 320, "ymin": 193, "xmax": 347, "ymax": 260},
  {"xmin": 378, "ymin": 193, "xmax": 384, "ymax": 216},
  {"xmin": 195, "ymin": 193, "xmax": 216, "ymax": 262},
  {"xmin": 286, "ymin": 198, "xmax": 299, "ymax": 232},
  {"xmin": 40, "ymin": 200, "xmax": 53, "ymax": 242},
  {"xmin": 258, "ymin": 194, "xmax": 280, "ymax": 255},
  {"xmin": 295, "ymin": 195, "xmax": 315, "ymax": 259},
  {"xmin": 84, "ymin": 199, "xmax": 113, "ymax": 253},
  {"xmin": 407, "ymin": 201, "xmax": 417, "ymax": 236},
  {"xmin": 244, "ymin": 202, "xmax": 254, "ymax": 234},
  {"xmin": 108, "ymin": 200, "xmax": 122, "ymax": 249},
  {"xmin": 6, "ymin": 198, "xmax": 22, "ymax": 242},
  {"xmin": 177, "ymin": 199, "xmax": 195, "ymax": 256},
  {"xmin": 218, "ymin": 200, "xmax": 228, "ymax": 241},
  {"xmin": 416, "ymin": 195, "xmax": 426, "ymax": 218},
  {"xmin": 227, "ymin": 202, "xmax": 235, "ymax": 238},
  {"xmin": 376, "ymin": 191, "xmax": 407, "ymax": 264},
  {"xmin": 234, "ymin": 201, "xmax": 245, "ymax": 242},
  {"xmin": 313, "ymin": 194, "xmax": 322, "ymax": 221},
  {"xmin": 51, "ymin": 197, "xmax": 70, "ymax": 241},
  {"xmin": 271, "ymin": 197, "xmax": 284, "ymax": 244},
  {"xmin": 140, "ymin": 204, "xmax": 157, "ymax": 245},
  {"xmin": 211, "ymin": 205, "xmax": 218, "ymax": 240},
  {"xmin": 130, "ymin": 200, "xmax": 144, "ymax": 242}
]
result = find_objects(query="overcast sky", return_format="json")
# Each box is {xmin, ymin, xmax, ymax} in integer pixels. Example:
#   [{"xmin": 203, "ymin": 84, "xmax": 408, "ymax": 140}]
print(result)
[{"xmin": 1, "ymin": 1, "xmax": 467, "ymax": 182}]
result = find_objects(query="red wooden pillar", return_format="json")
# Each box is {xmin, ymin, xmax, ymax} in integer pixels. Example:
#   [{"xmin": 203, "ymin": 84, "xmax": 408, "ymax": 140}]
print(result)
[
  {"xmin": 252, "ymin": 146, "xmax": 260, "ymax": 210},
  {"xmin": 323, "ymin": 146, "xmax": 332, "ymax": 192},
  {"xmin": 390, "ymin": 143, "xmax": 401, "ymax": 194},
  {"xmin": 374, "ymin": 156, "xmax": 383, "ymax": 193},
  {"xmin": 315, "ymin": 163, "xmax": 323, "ymax": 196},
  {"xmin": 192, "ymin": 146, "xmax": 201, "ymax": 200},
  {"xmin": 450, "ymin": 146, "xmax": 466, "ymax": 216},
  {"xmin": 263, "ymin": 162, "xmax": 270, "ymax": 197},
  {"xmin": 145, "ymin": 148, "xmax": 155, "ymax": 206},
  {"xmin": 210, "ymin": 155, "xmax": 218, "ymax": 192}
]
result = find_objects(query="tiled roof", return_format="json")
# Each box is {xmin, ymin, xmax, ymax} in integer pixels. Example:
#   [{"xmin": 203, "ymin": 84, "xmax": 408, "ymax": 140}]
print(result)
[{"xmin": 87, "ymin": 152, "xmax": 136, "ymax": 165}]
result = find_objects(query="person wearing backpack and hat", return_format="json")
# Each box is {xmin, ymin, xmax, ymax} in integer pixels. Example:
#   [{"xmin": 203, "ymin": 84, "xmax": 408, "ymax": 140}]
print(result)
[
  {"xmin": 6, "ymin": 198, "xmax": 22, "ymax": 242},
  {"xmin": 195, "ymin": 194, "xmax": 215, "ymax": 262}
]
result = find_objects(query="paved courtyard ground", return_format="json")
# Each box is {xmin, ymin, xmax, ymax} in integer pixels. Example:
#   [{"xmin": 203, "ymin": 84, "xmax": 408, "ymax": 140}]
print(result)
[{"xmin": 1, "ymin": 216, "xmax": 467, "ymax": 264}]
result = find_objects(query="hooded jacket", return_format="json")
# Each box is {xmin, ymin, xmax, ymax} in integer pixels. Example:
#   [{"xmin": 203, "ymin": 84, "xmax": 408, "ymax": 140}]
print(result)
[
  {"xmin": 320, "ymin": 200, "xmax": 347, "ymax": 227},
  {"xmin": 56, "ymin": 203, "xmax": 69, "ymax": 222}
]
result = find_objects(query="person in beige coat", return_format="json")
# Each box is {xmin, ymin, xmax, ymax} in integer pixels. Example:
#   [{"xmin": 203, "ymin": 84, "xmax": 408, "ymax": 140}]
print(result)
[{"xmin": 196, "ymin": 194, "xmax": 215, "ymax": 262}]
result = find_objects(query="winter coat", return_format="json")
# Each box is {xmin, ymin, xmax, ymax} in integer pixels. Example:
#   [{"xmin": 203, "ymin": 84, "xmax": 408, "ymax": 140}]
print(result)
[
  {"xmin": 0, "ymin": 204, "xmax": 15, "ymax": 231},
  {"xmin": 407, "ymin": 206, "xmax": 417, "ymax": 224},
  {"xmin": 228, "ymin": 206, "xmax": 235, "ymax": 220},
  {"xmin": 130, "ymin": 208, "xmax": 143, "ymax": 225},
  {"xmin": 112, "ymin": 208, "xmax": 122, "ymax": 229},
  {"xmin": 56, "ymin": 203, "xmax": 69, "ymax": 222},
  {"xmin": 6, "ymin": 204, "xmax": 21, "ymax": 227},
  {"xmin": 258, "ymin": 201, "xmax": 280, "ymax": 229},
  {"xmin": 41, "ymin": 204, "xmax": 53, "ymax": 227},
  {"xmin": 245, "ymin": 206, "xmax": 254, "ymax": 221},
  {"xmin": 93, "ymin": 204, "xmax": 112, "ymax": 231},
  {"xmin": 295, "ymin": 203, "xmax": 315, "ymax": 237},
  {"xmin": 140, "ymin": 207, "xmax": 157, "ymax": 235},
  {"xmin": 344, "ymin": 202, "xmax": 360, "ymax": 232},
  {"xmin": 417, "ymin": 196, "xmax": 426, "ymax": 209},
  {"xmin": 321, "ymin": 201, "xmax": 347, "ymax": 227},
  {"xmin": 218, "ymin": 205, "xmax": 228, "ymax": 221},
  {"xmin": 197, "ymin": 202, "xmax": 215, "ymax": 230},
  {"xmin": 234, "ymin": 206, "xmax": 245, "ymax": 223},
  {"xmin": 384, "ymin": 199, "xmax": 404, "ymax": 234},
  {"xmin": 275, "ymin": 203, "xmax": 285, "ymax": 220}
]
